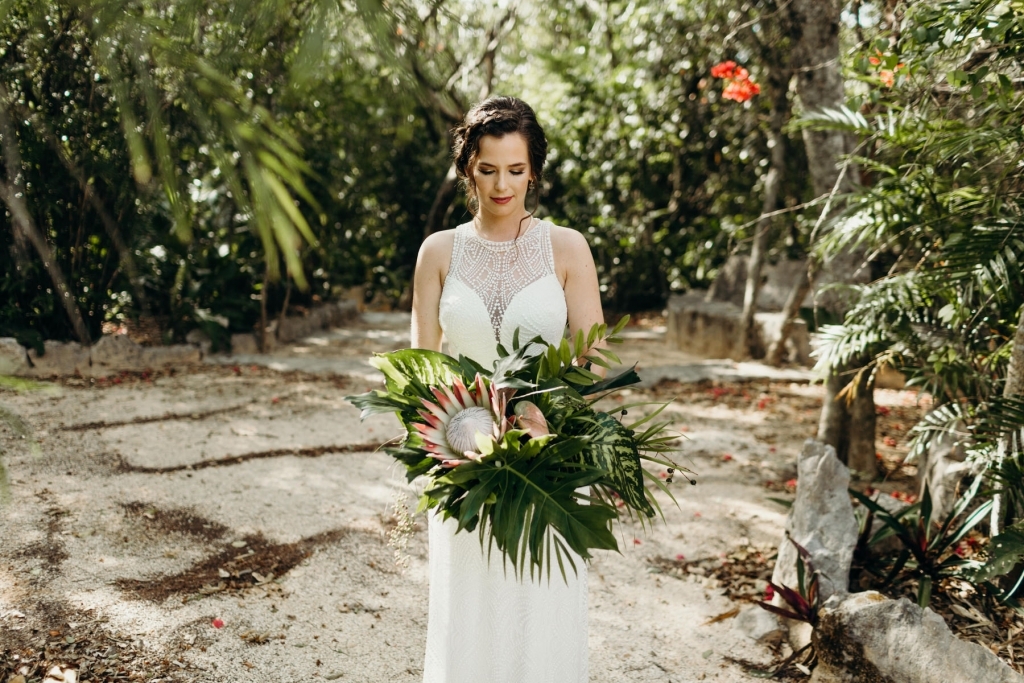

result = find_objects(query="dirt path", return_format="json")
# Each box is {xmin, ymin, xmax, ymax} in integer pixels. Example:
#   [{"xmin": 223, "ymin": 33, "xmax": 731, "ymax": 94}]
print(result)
[{"xmin": 0, "ymin": 313, "xmax": 922, "ymax": 682}]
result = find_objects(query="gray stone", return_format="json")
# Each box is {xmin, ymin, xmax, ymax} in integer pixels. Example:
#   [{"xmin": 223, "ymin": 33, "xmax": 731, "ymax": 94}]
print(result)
[
  {"xmin": 915, "ymin": 420, "xmax": 977, "ymax": 521},
  {"xmin": 706, "ymin": 256, "xmax": 814, "ymax": 311},
  {"xmin": 736, "ymin": 605, "xmax": 784, "ymax": 644},
  {"xmin": 87, "ymin": 335, "xmax": 146, "ymax": 376},
  {"xmin": 0, "ymin": 338, "xmax": 30, "ymax": 375},
  {"xmin": 277, "ymin": 301, "xmax": 360, "ymax": 343},
  {"xmin": 810, "ymin": 591, "xmax": 1024, "ymax": 683},
  {"xmin": 231, "ymin": 333, "xmax": 260, "ymax": 355},
  {"xmin": 772, "ymin": 440, "xmax": 858, "ymax": 601},
  {"xmin": 185, "ymin": 329, "xmax": 213, "ymax": 355},
  {"xmin": 140, "ymin": 345, "xmax": 201, "ymax": 368},
  {"xmin": 665, "ymin": 295, "xmax": 812, "ymax": 364},
  {"xmin": 27, "ymin": 340, "xmax": 90, "ymax": 376}
]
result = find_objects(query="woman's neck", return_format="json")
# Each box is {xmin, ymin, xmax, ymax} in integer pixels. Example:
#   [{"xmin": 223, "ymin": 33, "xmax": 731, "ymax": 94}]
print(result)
[{"xmin": 473, "ymin": 210, "xmax": 534, "ymax": 242}]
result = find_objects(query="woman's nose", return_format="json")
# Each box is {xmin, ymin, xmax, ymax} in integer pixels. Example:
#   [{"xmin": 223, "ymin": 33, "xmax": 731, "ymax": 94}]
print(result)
[{"xmin": 494, "ymin": 173, "xmax": 508, "ymax": 191}]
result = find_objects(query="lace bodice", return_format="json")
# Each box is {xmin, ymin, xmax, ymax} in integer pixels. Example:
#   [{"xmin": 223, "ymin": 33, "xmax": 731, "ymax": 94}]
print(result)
[{"xmin": 439, "ymin": 219, "xmax": 568, "ymax": 367}]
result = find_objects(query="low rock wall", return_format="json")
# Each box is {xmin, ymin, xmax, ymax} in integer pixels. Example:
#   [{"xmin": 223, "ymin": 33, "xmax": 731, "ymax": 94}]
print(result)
[
  {"xmin": 0, "ymin": 301, "xmax": 357, "ymax": 378},
  {"xmin": 665, "ymin": 293, "xmax": 812, "ymax": 364}
]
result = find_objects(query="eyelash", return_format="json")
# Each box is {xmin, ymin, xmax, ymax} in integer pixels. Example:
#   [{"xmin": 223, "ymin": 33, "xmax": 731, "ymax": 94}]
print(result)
[{"xmin": 479, "ymin": 170, "xmax": 525, "ymax": 176}]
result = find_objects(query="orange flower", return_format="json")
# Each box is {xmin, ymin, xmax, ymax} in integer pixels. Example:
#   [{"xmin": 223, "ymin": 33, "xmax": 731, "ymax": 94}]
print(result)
[
  {"xmin": 722, "ymin": 78, "xmax": 761, "ymax": 102},
  {"xmin": 869, "ymin": 56, "xmax": 881, "ymax": 65},
  {"xmin": 710, "ymin": 60, "xmax": 737, "ymax": 79},
  {"xmin": 880, "ymin": 70, "xmax": 895, "ymax": 87}
]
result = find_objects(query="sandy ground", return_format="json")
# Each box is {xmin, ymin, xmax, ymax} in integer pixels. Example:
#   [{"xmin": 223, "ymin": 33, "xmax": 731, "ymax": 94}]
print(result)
[{"xmin": 0, "ymin": 312, "xmax": 926, "ymax": 682}]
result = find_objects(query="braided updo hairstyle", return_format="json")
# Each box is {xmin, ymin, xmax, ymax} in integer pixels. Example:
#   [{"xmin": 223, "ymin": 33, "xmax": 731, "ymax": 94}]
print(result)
[{"xmin": 451, "ymin": 96, "xmax": 547, "ymax": 217}]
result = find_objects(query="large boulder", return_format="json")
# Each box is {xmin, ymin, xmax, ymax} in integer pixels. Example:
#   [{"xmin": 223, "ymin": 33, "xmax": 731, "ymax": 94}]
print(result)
[
  {"xmin": 811, "ymin": 591, "xmax": 1024, "ymax": 683},
  {"xmin": 0, "ymin": 338, "xmax": 30, "ymax": 375},
  {"xmin": 772, "ymin": 440, "xmax": 858, "ymax": 601},
  {"xmin": 27, "ymin": 340, "xmax": 90, "ymax": 376}
]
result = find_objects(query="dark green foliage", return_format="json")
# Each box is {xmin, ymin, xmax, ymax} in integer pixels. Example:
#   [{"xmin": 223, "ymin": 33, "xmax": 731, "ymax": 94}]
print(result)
[{"xmin": 851, "ymin": 479, "xmax": 992, "ymax": 607}]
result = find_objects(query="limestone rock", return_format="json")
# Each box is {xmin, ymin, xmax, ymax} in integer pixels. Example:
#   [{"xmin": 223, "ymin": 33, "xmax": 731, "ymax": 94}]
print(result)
[
  {"xmin": 185, "ymin": 328, "xmax": 213, "ymax": 355},
  {"xmin": 665, "ymin": 294, "xmax": 811, "ymax": 364},
  {"xmin": 736, "ymin": 605, "xmax": 784, "ymax": 645},
  {"xmin": 27, "ymin": 340, "xmax": 90, "ymax": 376},
  {"xmin": 810, "ymin": 591, "xmax": 1024, "ymax": 683},
  {"xmin": 230, "ymin": 333, "xmax": 260, "ymax": 355},
  {"xmin": 916, "ymin": 421, "xmax": 977, "ymax": 521},
  {"xmin": 88, "ymin": 334, "xmax": 145, "ymax": 375},
  {"xmin": 772, "ymin": 440, "xmax": 858, "ymax": 601},
  {"xmin": 706, "ymin": 256, "xmax": 814, "ymax": 311},
  {"xmin": 0, "ymin": 337, "xmax": 30, "ymax": 375},
  {"xmin": 140, "ymin": 344, "xmax": 201, "ymax": 368}
]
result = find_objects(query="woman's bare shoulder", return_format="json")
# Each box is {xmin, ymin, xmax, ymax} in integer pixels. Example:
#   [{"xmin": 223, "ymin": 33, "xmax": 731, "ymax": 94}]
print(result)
[
  {"xmin": 546, "ymin": 222, "xmax": 591, "ymax": 256},
  {"xmin": 418, "ymin": 228, "xmax": 457, "ymax": 266}
]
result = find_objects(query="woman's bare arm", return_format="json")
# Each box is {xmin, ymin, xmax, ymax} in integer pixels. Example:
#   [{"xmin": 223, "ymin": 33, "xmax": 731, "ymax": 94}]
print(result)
[
  {"xmin": 553, "ymin": 226, "xmax": 606, "ymax": 374},
  {"xmin": 410, "ymin": 231, "xmax": 453, "ymax": 352}
]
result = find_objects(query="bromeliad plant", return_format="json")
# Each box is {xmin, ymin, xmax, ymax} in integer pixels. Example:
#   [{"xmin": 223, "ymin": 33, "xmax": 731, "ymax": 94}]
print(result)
[
  {"xmin": 850, "ymin": 477, "xmax": 993, "ymax": 607},
  {"xmin": 346, "ymin": 317, "xmax": 687, "ymax": 580}
]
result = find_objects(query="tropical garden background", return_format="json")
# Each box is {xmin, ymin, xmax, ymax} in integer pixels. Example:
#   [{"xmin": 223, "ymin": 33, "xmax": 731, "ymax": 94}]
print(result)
[{"xmin": 3, "ymin": 0, "xmax": 1024, "ymax": 630}]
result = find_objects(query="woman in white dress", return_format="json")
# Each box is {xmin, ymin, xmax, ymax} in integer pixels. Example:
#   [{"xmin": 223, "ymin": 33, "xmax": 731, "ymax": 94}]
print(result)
[{"xmin": 410, "ymin": 96, "xmax": 605, "ymax": 683}]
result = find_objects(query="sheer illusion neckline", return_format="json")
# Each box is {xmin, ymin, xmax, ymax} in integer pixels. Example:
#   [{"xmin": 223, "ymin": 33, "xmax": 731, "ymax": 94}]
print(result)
[{"xmin": 466, "ymin": 216, "xmax": 538, "ymax": 247}]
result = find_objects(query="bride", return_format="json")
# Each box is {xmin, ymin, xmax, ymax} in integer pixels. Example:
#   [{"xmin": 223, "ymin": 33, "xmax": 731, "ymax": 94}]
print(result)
[{"xmin": 410, "ymin": 96, "xmax": 604, "ymax": 683}]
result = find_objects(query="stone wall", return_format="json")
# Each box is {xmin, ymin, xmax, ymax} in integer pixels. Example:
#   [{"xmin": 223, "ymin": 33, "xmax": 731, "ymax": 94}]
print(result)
[
  {"xmin": 0, "ymin": 301, "xmax": 357, "ymax": 378},
  {"xmin": 665, "ymin": 293, "xmax": 812, "ymax": 364}
]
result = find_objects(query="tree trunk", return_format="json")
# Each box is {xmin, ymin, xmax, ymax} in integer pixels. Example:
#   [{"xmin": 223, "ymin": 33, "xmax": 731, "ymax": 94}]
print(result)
[
  {"xmin": 787, "ymin": 0, "xmax": 877, "ymax": 478},
  {"xmin": 424, "ymin": 164, "xmax": 459, "ymax": 238},
  {"xmin": 992, "ymin": 306, "xmax": 1024, "ymax": 535},
  {"xmin": 740, "ymin": 65, "xmax": 791, "ymax": 358},
  {"xmin": 0, "ymin": 91, "xmax": 92, "ymax": 345},
  {"xmin": 766, "ymin": 263, "xmax": 815, "ymax": 366}
]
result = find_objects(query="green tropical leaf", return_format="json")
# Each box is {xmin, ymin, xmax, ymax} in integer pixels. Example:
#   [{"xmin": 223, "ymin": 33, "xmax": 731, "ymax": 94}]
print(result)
[
  {"xmin": 967, "ymin": 520, "xmax": 1024, "ymax": 584},
  {"xmin": 577, "ymin": 412, "xmax": 654, "ymax": 517},
  {"xmin": 369, "ymin": 349, "xmax": 464, "ymax": 397}
]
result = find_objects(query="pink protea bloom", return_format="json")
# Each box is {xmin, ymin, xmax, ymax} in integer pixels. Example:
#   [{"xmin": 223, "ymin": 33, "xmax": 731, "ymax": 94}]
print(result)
[{"xmin": 414, "ymin": 374, "xmax": 509, "ymax": 467}]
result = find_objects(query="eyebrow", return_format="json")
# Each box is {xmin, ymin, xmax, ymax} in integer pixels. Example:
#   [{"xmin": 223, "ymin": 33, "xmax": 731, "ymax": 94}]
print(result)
[{"xmin": 478, "ymin": 161, "xmax": 528, "ymax": 168}]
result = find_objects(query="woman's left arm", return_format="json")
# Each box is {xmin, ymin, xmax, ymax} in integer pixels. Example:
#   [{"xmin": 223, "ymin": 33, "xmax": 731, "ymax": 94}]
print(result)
[{"xmin": 557, "ymin": 228, "xmax": 606, "ymax": 374}]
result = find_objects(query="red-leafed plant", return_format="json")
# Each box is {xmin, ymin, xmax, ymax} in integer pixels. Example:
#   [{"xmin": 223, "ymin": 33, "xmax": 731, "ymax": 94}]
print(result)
[{"xmin": 754, "ymin": 535, "xmax": 820, "ymax": 676}]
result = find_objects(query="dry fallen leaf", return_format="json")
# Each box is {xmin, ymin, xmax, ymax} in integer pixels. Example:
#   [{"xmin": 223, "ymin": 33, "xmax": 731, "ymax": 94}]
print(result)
[{"xmin": 702, "ymin": 607, "xmax": 740, "ymax": 625}]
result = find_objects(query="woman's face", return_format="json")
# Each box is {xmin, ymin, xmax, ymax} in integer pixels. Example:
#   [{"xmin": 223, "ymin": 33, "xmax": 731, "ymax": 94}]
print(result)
[{"xmin": 470, "ymin": 133, "xmax": 532, "ymax": 221}]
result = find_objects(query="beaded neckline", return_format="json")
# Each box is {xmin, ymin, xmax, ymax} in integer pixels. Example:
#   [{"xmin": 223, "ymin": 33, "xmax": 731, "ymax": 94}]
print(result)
[{"xmin": 465, "ymin": 217, "xmax": 539, "ymax": 249}]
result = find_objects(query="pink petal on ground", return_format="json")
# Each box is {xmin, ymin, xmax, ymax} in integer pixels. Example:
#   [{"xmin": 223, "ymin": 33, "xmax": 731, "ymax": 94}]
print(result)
[{"xmin": 212, "ymin": 618, "xmax": 225, "ymax": 629}]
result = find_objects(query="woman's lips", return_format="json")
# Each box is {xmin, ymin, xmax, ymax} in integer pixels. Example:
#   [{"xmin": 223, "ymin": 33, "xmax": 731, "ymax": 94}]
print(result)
[{"xmin": 491, "ymin": 196, "xmax": 513, "ymax": 205}]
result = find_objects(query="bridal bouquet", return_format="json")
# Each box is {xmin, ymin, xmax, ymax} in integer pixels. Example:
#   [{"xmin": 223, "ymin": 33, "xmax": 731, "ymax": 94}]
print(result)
[{"xmin": 346, "ymin": 317, "xmax": 686, "ymax": 580}]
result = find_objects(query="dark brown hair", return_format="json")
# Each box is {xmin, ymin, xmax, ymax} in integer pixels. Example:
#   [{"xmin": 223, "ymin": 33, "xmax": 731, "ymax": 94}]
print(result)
[{"xmin": 452, "ymin": 96, "xmax": 548, "ymax": 209}]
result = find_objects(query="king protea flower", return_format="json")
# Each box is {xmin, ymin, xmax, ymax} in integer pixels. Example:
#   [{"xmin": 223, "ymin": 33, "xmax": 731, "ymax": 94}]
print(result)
[{"xmin": 414, "ymin": 374, "xmax": 510, "ymax": 467}]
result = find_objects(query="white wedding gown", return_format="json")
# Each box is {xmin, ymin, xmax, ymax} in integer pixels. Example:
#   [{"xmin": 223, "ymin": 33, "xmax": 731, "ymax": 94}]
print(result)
[{"xmin": 423, "ymin": 218, "xmax": 589, "ymax": 683}]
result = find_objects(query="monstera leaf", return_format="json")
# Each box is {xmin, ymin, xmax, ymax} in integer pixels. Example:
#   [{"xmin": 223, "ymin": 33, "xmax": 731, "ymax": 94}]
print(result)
[{"xmin": 426, "ymin": 433, "xmax": 617, "ymax": 581}]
